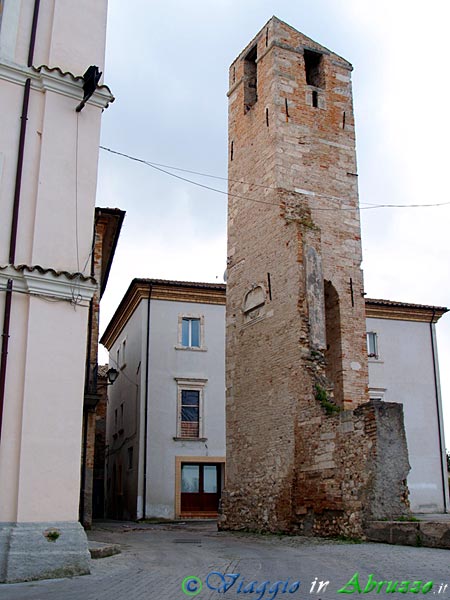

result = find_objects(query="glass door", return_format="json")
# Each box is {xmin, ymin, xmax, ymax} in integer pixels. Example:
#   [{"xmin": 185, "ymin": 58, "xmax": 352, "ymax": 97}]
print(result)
[{"xmin": 180, "ymin": 463, "xmax": 221, "ymax": 514}]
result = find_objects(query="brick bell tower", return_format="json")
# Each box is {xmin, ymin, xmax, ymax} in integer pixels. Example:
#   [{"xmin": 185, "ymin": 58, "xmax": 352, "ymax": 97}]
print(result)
[{"xmin": 220, "ymin": 17, "xmax": 410, "ymax": 536}]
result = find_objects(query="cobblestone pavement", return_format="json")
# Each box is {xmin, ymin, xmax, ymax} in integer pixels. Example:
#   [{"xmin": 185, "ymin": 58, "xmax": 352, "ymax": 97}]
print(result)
[{"xmin": 0, "ymin": 521, "xmax": 449, "ymax": 600}]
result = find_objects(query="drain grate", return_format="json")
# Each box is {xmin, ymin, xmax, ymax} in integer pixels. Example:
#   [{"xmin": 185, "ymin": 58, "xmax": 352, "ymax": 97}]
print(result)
[{"xmin": 173, "ymin": 538, "xmax": 202, "ymax": 544}]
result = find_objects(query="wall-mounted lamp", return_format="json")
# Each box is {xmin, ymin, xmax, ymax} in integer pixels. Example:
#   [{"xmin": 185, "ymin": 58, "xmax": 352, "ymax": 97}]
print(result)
[
  {"xmin": 106, "ymin": 367, "xmax": 119, "ymax": 385},
  {"xmin": 76, "ymin": 65, "xmax": 102, "ymax": 112}
]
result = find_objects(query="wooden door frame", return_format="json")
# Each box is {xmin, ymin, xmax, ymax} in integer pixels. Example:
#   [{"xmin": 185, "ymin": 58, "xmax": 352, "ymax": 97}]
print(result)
[{"xmin": 175, "ymin": 456, "xmax": 225, "ymax": 518}]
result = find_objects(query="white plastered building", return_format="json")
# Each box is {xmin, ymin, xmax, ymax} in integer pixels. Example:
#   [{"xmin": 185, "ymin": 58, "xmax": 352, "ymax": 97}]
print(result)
[
  {"xmin": 102, "ymin": 280, "xmax": 448, "ymax": 520},
  {"xmin": 0, "ymin": 0, "xmax": 113, "ymax": 582}
]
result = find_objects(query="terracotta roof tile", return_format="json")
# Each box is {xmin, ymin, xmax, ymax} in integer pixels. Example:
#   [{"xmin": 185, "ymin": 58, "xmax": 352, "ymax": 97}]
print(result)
[
  {"xmin": 136, "ymin": 278, "xmax": 226, "ymax": 290},
  {"xmin": 1, "ymin": 264, "xmax": 96, "ymax": 284},
  {"xmin": 32, "ymin": 65, "xmax": 114, "ymax": 95},
  {"xmin": 365, "ymin": 298, "xmax": 448, "ymax": 313}
]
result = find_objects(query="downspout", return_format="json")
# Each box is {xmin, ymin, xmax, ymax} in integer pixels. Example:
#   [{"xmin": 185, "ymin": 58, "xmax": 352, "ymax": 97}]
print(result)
[
  {"xmin": 0, "ymin": 1, "xmax": 40, "ymax": 439},
  {"xmin": 84, "ymin": 227, "xmax": 96, "ymax": 390},
  {"xmin": 79, "ymin": 408, "xmax": 89, "ymax": 524},
  {"xmin": 142, "ymin": 284, "xmax": 152, "ymax": 519},
  {"xmin": 0, "ymin": 281, "xmax": 13, "ymax": 436},
  {"xmin": 27, "ymin": 0, "xmax": 41, "ymax": 69},
  {"xmin": 430, "ymin": 309, "xmax": 448, "ymax": 513}
]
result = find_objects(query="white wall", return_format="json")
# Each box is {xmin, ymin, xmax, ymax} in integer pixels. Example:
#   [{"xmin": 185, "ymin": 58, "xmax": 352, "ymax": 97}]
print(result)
[
  {"xmin": 146, "ymin": 298, "xmax": 225, "ymax": 518},
  {"xmin": 0, "ymin": 0, "xmax": 109, "ymax": 530},
  {"xmin": 106, "ymin": 300, "xmax": 447, "ymax": 519},
  {"xmin": 367, "ymin": 317, "xmax": 449, "ymax": 513},
  {"xmin": 106, "ymin": 303, "xmax": 144, "ymax": 520}
]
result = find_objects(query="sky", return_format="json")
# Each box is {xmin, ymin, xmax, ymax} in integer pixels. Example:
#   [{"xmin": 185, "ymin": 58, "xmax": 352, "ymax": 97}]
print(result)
[{"xmin": 96, "ymin": 1, "xmax": 450, "ymax": 444}]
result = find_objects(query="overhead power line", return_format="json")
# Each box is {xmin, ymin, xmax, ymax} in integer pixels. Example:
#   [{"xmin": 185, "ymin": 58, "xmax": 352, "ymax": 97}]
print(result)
[{"xmin": 99, "ymin": 146, "xmax": 450, "ymax": 211}]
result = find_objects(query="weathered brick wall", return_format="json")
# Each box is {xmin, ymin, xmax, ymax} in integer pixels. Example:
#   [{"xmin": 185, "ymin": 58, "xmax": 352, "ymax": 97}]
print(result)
[
  {"xmin": 82, "ymin": 410, "xmax": 96, "ymax": 528},
  {"xmin": 221, "ymin": 17, "xmax": 409, "ymax": 536},
  {"xmin": 81, "ymin": 219, "xmax": 105, "ymax": 528},
  {"xmin": 291, "ymin": 401, "xmax": 409, "ymax": 537},
  {"xmin": 93, "ymin": 371, "xmax": 108, "ymax": 518},
  {"xmin": 221, "ymin": 398, "xmax": 410, "ymax": 537}
]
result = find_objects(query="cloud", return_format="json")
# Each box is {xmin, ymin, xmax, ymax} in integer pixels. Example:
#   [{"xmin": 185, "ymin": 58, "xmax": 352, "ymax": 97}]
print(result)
[{"xmin": 99, "ymin": 0, "xmax": 450, "ymax": 443}]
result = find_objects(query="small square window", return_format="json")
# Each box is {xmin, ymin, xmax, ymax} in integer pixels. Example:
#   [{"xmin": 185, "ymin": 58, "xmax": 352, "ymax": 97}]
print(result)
[
  {"xmin": 181, "ymin": 317, "xmax": 201, "ymax": 348},
  {"xmin": 367, "ymin": 332, "xmax": 378, "ymax": 358}
]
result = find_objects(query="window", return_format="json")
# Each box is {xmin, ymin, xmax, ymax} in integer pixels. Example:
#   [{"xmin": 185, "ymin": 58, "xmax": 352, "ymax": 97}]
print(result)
[
  {"xmin": 175, "ymin": 378, "xmax": 207, "ymax": 439},
  {"xmin": 121, "ymin": 339, "xmax": 126, "ymax": 367},
  {"xmin": 116, "ymin": 338, "xmax": 127, "ymax": 369},
  {"xmin": 113, "ymin": 408, "xmax": 118, "ymax": 438},
  {"xmin": 367, "ymin": 331, "xmax": 378, "ymax": 358},
  {"xmin": 119, "ymin": 403, "xmax": 124, "ymax": 434},
  {"xmin": 180, "ymin": 390, "xmax": 200, "ymax": 438},
  {"xmin": 304, "ymin": 49, "xmax": 325, "ymax": 88},
  {"xmin": 177, "ymin": 315, "xmax": 205, "ymax": 351},
  {"xmin": 182, "ymin": 317, "xmax": 200, "ymax": 347},
  {"xmin": 244, "ymin": 45, "xmax": 257, "ymax": 111},
  {"xmin": 127, "ymin": 446, "xmax": 133, "ymax": 470}
]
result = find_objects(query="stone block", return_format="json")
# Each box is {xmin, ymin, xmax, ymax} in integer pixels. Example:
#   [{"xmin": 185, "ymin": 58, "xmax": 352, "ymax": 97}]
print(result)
[{"xmin": 0, "ymin": 521, "xmax": 90, "ymax": 583}]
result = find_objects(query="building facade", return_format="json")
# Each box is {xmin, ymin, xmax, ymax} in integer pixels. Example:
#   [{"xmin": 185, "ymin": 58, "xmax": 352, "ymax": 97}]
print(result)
[
  {"xmin": 80, "ymin": 207, "xmax": 125, "ymax": 529},
  {"xmin": 0, "ymin": 0, "xmax": 112, "ymax": 582},
  {"xmin": 102, "ymin": 280, "xmax": 448, "ymax": 521},
  {"xmin": 101, "ymin": 280, "xmax": 226, "ymax": 520},
  {"xmin": 366, "ymin": 299, "xmax": 449, "ymax": 514}
]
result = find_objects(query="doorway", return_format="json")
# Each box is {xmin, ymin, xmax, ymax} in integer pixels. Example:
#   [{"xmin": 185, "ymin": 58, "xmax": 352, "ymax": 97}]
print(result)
[{"xmin": 178, "ymin": 460, "xmax": 223, "ymax": 517}]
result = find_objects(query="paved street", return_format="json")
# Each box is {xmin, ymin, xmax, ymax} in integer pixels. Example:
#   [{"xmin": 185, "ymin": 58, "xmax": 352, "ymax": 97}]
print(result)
[{"xmin": 0, "ymin": 521, "xmax": 449, "ymax": 600}]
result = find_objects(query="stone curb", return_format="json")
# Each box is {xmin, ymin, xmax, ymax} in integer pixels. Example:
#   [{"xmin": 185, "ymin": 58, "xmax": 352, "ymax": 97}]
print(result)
[
  {"xmin": 88, "ymin": 541, "xmax": 121, "ymax": 559},
  {"xmin": 366, "ymin": 521, "xmax": 450, "ymax": 549}
]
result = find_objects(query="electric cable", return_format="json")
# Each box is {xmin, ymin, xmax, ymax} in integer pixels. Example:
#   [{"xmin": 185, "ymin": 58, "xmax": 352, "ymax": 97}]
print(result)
[{"xmin": 99, "ymin": 146, "xmax": 450, "ymax": 211}]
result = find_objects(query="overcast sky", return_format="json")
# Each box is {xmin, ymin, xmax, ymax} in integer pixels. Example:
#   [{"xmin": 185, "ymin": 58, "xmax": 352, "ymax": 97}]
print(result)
[{"xmin": 96, "ymin": 0, "xmax": 450, "ymax": 444}]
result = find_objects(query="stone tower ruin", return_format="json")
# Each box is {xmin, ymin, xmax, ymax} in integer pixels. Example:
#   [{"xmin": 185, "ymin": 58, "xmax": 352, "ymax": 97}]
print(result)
[{"xmin": 220, "ymin": 17, "xmax": 410, "ymax": 537}]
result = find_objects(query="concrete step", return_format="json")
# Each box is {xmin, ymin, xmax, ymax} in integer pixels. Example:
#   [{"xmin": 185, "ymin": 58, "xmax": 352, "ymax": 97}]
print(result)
[
  {"xmin": 88, "ymin": 541, "xmax": 121, "ymax": 559},
  {"xmin": 366, "ymin": 520, "xmax": 450, "ymax": 549}
]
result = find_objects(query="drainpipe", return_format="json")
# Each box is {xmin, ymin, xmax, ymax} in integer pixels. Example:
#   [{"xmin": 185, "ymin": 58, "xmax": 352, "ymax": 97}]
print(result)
[
  {"xmin": 430, "ymin": 309, "xmax": 448, "ymax": 513},
  {"xmin": 0, "ymin": 77, "xmax": 31, "ymax": 437},
  {"xmin": 79, "ymin": 407, "xmax": 90, "ymax": 524},
  {"xmin": 0, "ymin": 280, "xmax": 13, "ymax": 436},
  {"xmin": 0, "ymin": 2, "xmax": 40, "ymax": 439},
  {"xmin": 142, "ymin": 283, "xmax": 152, "ymax": 519},
  {"xmin": 27, "ymin": 0, "xmax": 41, "ymax": 69}
]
